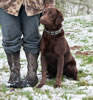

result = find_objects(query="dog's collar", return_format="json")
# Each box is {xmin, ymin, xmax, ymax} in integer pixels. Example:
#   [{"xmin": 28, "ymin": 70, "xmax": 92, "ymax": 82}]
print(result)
[{"xmin": 44, "ymin": 26, "xmax": 63, "ymax": 35}]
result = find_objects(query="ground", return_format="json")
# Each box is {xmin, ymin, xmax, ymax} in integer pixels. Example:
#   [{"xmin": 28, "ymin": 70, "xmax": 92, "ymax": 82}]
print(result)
[{"xmin": 0, "ymin": 15, "xmax": 93, "ymax": 100}]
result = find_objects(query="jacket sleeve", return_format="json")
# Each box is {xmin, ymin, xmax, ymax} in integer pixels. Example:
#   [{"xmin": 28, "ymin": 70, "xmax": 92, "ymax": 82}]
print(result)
[{"xmin": 43, "ymin": 0, "xmax": 55, "ymax": 5}]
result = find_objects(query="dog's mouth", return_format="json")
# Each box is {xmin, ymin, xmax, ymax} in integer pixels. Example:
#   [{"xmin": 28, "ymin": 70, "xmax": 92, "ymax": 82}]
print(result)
[
  {"xmin": 40, "ymin": 19, "xmax": 53, "ymax": 26},
  {"xmin": 40, "ymin": 18, "xmax": 45, "ymax": 25}
]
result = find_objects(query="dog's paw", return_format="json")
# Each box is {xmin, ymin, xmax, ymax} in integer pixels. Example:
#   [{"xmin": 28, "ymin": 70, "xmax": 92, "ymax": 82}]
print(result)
[
  {"xmin": 37, "ymin": 83, "xmax": 44, "ymax": 88},
  {"xmin": 54, "ymin": 84, "xmax": 61, "ymax": 88}
]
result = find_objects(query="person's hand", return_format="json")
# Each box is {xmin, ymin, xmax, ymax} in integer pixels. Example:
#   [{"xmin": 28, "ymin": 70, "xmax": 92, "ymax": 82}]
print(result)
[
  {"xmin": 45, "ymin": 4, "xmax": 55, "ymax": 8},
  {"xmin": 43, "ymin": 4, "xmax": 55, "ymax": 13}
]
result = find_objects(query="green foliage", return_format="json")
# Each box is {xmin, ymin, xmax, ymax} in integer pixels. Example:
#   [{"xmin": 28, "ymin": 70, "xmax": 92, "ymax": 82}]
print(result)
[
  {"xmin": 76, "ymin": 80, "xmax": 89, "ymax": 86},
  {"xmin": 78, "ymin": 70, "xmax": 88, "ymax": 78},
  {"xmin": 61, "ymin": 94, "xmax": 72, "ymax": 100},
  {"xmin": 76, "ymin": 55, "xmax": 93, "ymax": 66},
  {"xmin": 0, "ymin": 66, "xmax": 8, "ymax": 73},
  {"xmin": 0, "ymin": 53, "xmax": 5, "ymax": 58},
  {"xmin": 88, "ymin": 29, "xmax": 93, "ymax": 32},
  {"xmin": 0, "ymin": 84, "xmax": 8, "ymax": 93},
  {"xmin": 83, "ymin": 96, "xmax": 93, "ymax": 100},
  {"xmin": 80, "ymin": 46, "xmax": 91, "ymax": 51}
]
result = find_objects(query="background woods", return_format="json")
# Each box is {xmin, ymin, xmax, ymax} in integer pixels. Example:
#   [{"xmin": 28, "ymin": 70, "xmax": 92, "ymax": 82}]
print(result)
[{"xmin": 56, "ymin": 0, "xmax": 93, "ymax": 16}]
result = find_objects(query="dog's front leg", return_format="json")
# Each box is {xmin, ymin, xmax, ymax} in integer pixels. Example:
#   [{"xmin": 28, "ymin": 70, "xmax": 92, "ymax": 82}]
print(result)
[
  {"xmin": 37, "ymin": 55, "xmax": 47, "ymax": 88},
  {"xmin": 54, "ymin": 56, "xmax": 64, "ymax": 88}
]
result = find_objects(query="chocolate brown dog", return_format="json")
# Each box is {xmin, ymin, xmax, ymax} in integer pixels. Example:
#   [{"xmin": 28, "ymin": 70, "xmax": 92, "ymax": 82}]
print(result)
[{"xmin": 37, "ymin": 8, "xmax": 78, "ymax": 88}]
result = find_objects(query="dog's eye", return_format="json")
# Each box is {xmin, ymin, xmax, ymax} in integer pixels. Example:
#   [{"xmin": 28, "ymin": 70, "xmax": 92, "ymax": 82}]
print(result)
[
  {"xmin": 43, "ymin": 9, "xmax": 47, "ymax": 14},
  {"xmin": 49, "ymin": 11, "xmax": 52, "ymax": 14}
]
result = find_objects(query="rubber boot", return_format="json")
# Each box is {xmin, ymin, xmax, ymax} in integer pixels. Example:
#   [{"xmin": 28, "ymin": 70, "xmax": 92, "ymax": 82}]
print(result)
[
  {"xmin": 21, "ymin": 52, "xmax": 38, "ymax": 87},
  {"xmin": 6, "ymin": 51, "xmax": 21, "ymax": 88}
]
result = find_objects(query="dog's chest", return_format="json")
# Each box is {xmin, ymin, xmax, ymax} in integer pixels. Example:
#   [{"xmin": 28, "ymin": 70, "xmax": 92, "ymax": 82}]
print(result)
[
  {"xmin": 45, "ymin": 39, "xmax": 55, "ymax": 53},
  {"xmin": 44, "ymin": 39, "xmax": 57, "ymax": 61}
]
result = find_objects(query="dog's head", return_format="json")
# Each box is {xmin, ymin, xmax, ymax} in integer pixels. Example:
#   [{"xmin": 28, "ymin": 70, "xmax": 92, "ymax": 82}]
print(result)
[{"xmin": 40, "ymin": 8, "xmax": 64, "ymax": 26}]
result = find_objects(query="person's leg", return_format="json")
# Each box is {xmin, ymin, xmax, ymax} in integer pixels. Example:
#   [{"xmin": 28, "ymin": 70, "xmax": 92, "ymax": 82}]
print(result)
[
  {"xmin": 20, "ymin": 6, "xmax": 41, "ymax": 87},
  {"xmin": 21, "ymin": 7, "xmax": 41, "ymax": 54},
  {"xmin": 0, "ymin": 8, "xmax": 22, "ymax": 88}
]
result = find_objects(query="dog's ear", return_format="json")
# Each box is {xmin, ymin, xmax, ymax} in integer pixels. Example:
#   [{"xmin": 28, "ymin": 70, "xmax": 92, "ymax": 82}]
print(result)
[{"xmin": 55, "ymin": 10, "xmax": 64, "ymax": 25}]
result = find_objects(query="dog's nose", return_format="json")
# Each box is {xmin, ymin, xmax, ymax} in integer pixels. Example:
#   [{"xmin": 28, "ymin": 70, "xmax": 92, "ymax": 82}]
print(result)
[{"xmin": 40, "ymin": 17, "xmax": 45, "ymax": 24}]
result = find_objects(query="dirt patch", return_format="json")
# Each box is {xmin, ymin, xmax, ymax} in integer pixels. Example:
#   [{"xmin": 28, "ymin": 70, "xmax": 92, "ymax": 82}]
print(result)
[
  {"xmin": 70, "ymin": 46, "xmax": 82, "ymax": 50},
  {"xmin": 75, "ymin": 51, "xmax": 93, "ymax": 55}
]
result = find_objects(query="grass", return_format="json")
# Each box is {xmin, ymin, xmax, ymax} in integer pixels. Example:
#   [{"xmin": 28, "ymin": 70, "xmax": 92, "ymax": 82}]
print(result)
[
  {"xmin": 73, "ymin": 19, "xmax": 93, "ymax": 28},
  {"xmin": 61, "ymin": 93, "xmax": 72, "ymax": 100},
  {"xmin": 33, "ymin": 88, "xmax": 52, "ymax": 99},
  {"xmin": 86, "ymin": 22, "xmax": 93, "ymax": 27},
  {"xmin": 33, "ymin": 88, "xmax": 44, "ymax": 95},
  {"xmin": 80, "ymin": 46, "xmax": 92, "ymax": 51},
  {"xmin": 20, "ymin": 92, "xmax": 33, "ymax": 100},
  {"xmin": 80, "ymin": 39, "xmax": 89, "ymax": 43},
  {"xmin": 0, "ymin": 84, "xmax": 9, "ymax": 93},
  {"xmin": 64, "ymin": 20, "xmax": 71, "ymax": 24},
  {"xmin": 78, "ymin": 70, "xmax": 88, "ymax": 79},
  {"xmin": 73, "ymin": 19, "xmax": 87, "ymax": 25},
  {"xmin": 0, "ymin": 65, "xmax": 8, "ymax": 73},
  {"xmin": 88, "ymin": 29, "xmax": 93, "ymax": 32},
  {"xmin": 44, "ymin": 90, "xmax": 52, "ymax": 99},
  {"xmin": 20, "ymin": 59, "xmax": 26, "ymax": 62},
  {"xmin": 74, "ymin": 29, "xmax": 81, "ymax": 33},
  {"xmin": 46, "ymin": 79, "xmax": 55, "ymax": 86},
  {"xmin": 76, "ymin": 89, "xmax": 87, "ymax": 95},
  {"xmin": 69, "ymin": 34, "xmax": 75, "ymax": 39},
  {"xmin": 83, "ymin": 96, "xmax": 93, "ymax": 100},
  {"xmin": 76, "ymin": 80, "xmax": 89, "ymax": 86},
  {"xmin": 0, "ymin": 53, "xmax": 5, "ymax": 58},
  {"xmin": 76, "ymin": 55, "xmax": 93, "ymax": 66}
]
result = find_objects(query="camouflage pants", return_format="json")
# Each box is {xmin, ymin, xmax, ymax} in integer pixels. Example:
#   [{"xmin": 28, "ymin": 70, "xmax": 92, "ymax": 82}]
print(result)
[{"xmin": 0, "ymin": 6, "xmax": 41, "ymax": 54}]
